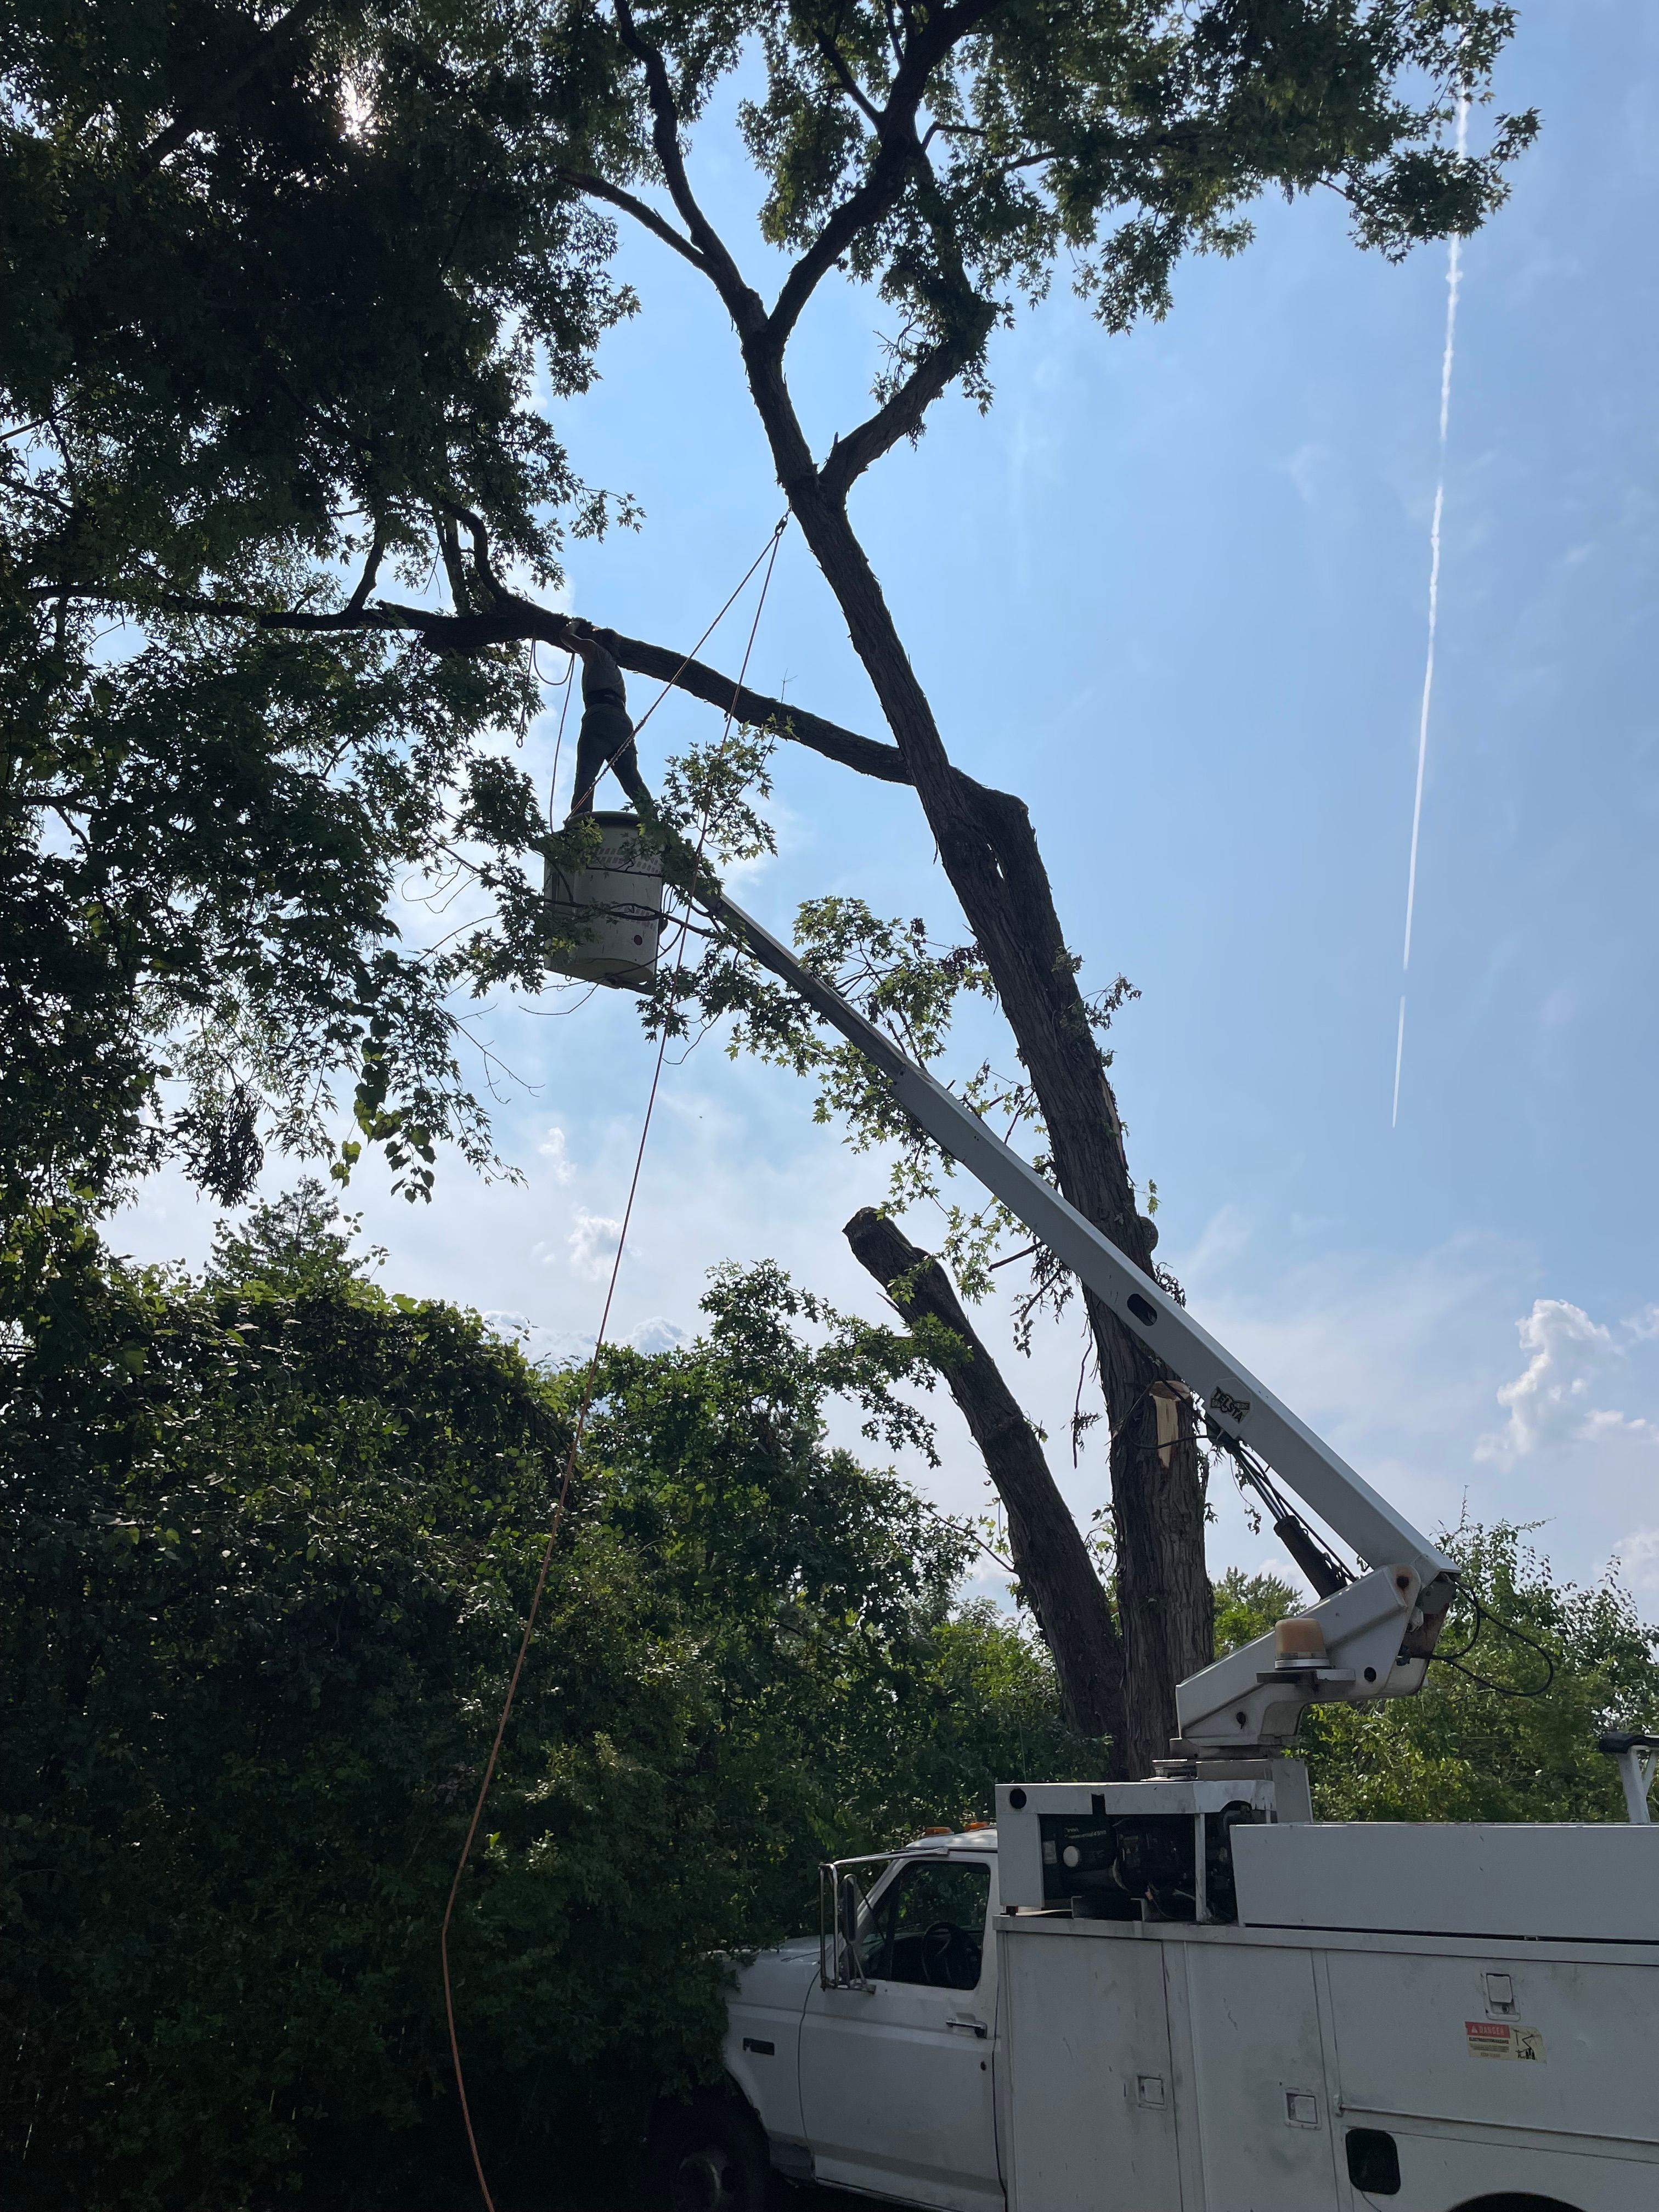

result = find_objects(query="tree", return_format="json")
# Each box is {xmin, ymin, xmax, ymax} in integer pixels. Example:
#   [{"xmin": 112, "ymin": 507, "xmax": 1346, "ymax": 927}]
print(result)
[
  {"xmin": 0, "ymin": 1201, "xmax": 1090, "ymax": 2210},
  {"xmin": 1212, "ymin": 1562, "xmax": 1305, "ymax": 1656},
  {"xmin": 517, "ymin": 0, "xmax": 1537, "ymax": 1780},
  {"xmin": 0, "ymin": 0, "xmax": 629, "ymax": 1209},
  {"xmin": 205, "ymin": 1172, "xmax": 386, "ymax": 1288},
  {"xmin": 5, "ymin": 0, "xmax": 1538, "ymax": 1769}
]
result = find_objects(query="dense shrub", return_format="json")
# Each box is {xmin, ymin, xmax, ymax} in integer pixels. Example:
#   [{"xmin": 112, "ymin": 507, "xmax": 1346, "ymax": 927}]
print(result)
[{"xmin": 0, "ymin": 1201, "xmax": 1086, "ymax": 2210}]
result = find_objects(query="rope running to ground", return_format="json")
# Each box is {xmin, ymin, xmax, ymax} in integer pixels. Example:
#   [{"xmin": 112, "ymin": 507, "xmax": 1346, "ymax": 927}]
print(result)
[{"xmin": 441, "ymin": 519, "xmax": 789, "ymax": 2212}]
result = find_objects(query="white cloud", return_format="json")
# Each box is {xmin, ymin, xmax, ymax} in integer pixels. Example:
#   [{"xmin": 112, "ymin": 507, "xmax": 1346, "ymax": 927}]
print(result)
[
  {"xmin": 479, "ymin": 1310, "xmax": 594, "ymax": 1366},
  {"xmin": 567, "ymin": 1208, "xmax": 623, "ymax": 1279},
  {"xmin": 631, "ymin": 1315, "xmax": 687, "ymax": 1355},
  {"xmin": 1616, "ymin": 1530, "xmax": 1659, "ymax": 1594},
  {"xmin": 1477, "ymin": 1298, "xmax": 1656, "ymax": 1466},
  {"xmin": 537, "ymin": 1125, "xmax": 576, "ymax": 1183},
  {"xmin": 1155, "ymin": 1217, "xmax": 1659, "ymax": 1593}
]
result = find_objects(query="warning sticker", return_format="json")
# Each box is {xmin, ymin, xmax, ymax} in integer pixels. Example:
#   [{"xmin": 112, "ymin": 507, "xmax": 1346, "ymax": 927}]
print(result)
[{"xmin": 1465, "ymin": 2022, "xmax": 1545, "ymax": 2062}]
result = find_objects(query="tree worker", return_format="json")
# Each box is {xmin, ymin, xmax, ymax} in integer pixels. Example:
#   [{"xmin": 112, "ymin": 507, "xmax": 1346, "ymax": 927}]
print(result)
[{"xmin": 563, "ymin": 624, "xmax": 651, "ymax": 820}]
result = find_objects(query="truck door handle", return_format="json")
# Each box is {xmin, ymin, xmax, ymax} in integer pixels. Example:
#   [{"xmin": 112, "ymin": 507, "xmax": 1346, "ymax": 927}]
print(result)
[{"xmin": 947, "ymin": 2016, "xmax": 989, "ymax": 2039}]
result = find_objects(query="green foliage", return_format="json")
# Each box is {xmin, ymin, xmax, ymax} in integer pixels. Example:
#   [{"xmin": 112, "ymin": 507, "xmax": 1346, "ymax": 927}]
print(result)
[
  {"xmin": 0, "ymin": 1202, "xmax": 1086, "ymax": 2210},
  {"xmin": 1, "ymin": 0, "xmax": 630, "ymax": 1209},
  {"xmin": 664, "ymin": 889, "xmax": 1156, "ymax": 1315},
  {"xmin": 207, "ymin": 1173, "xmax": 387, "ymax": 1290},
  {"xmin": 1301, "ymin": 1522, "xmax": 1659, "ymax": 1822},
  {"xmin": 577, "ymin": 0, "xmax": 1534, "ymax": 396},
  {"xmin": 1212, "ymin": 1563, "xmax": 1304, "ymax": 1655}
]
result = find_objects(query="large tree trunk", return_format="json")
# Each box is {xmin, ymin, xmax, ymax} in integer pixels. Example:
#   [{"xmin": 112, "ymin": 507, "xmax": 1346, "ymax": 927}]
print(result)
[
  {"xmin": 844, "ymin": 1206, "xmax": 1126, "ymax": 1765},
  {"xmin": 761, "ymin": 448, "xmax": 1212, "ymax": 1774}
]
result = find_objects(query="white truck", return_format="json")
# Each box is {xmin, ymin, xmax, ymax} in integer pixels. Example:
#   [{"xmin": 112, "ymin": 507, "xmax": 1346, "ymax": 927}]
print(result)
[{"xmin": 618, "ymin": 894, "xmax": 1659, "ymax": 2212}]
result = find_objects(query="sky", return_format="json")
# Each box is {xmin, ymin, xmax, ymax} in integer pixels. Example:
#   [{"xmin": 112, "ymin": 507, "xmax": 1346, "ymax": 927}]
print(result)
[{"xmin": 119, "ymin": 1, "xmax": 1659, "ymax": 1615}]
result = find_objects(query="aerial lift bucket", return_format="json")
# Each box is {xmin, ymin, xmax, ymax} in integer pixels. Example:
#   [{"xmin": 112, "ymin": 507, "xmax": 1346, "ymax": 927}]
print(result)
[{"xmin": 543, "ymin": 811, "xmax": 664, "ymax": 991}]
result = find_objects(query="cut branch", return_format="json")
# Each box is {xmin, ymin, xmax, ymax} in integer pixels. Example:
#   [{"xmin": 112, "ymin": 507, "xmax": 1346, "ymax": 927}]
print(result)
[{"xmin": 844, "ymin": 1205, "xmax": 1125, "ymax": 1757}]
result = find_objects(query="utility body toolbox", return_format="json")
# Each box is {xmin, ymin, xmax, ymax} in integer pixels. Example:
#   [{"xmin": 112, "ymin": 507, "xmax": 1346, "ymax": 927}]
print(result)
[{"xmin": 714, "ymin": 1782, "xmax": 1659, "ymax": 2212}]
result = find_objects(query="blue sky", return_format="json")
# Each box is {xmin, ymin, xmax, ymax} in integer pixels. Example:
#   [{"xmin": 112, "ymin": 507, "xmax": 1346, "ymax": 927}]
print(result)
[{"xmin": 121, "ymin": 0, "xmax": 1659, "ymax": 1611}]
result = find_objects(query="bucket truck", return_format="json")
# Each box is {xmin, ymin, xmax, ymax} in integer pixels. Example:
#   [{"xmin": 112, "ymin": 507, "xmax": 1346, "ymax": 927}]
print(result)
[{"xmin": 546, "ymin": 856, "xmax": 1659, "ymax": 2212}]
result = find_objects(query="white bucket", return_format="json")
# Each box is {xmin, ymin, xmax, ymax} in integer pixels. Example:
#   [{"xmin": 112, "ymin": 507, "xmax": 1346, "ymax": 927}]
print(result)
[{"xmin": 543, "ymin": 811, "xmax": 665, "ymax": 991}]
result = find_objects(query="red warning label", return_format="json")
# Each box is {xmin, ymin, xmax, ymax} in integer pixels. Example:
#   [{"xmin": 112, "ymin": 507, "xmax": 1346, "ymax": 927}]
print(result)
[{"xmin": 1465, "ymin": 2021, "xmax": 1545, "ymax": 2062}]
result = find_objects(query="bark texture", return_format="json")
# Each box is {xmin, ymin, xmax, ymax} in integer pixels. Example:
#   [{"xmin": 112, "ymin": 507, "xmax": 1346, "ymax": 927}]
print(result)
[{"xmin": 845, "ymin": 1206, "xmax": 1127, "ymax": 1765}]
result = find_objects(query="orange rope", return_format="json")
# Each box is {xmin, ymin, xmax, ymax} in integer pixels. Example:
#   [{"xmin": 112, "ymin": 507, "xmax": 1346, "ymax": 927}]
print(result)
[{"xmin": 442, "ymin": 520, "xmax": 787, "ymax": 2212}]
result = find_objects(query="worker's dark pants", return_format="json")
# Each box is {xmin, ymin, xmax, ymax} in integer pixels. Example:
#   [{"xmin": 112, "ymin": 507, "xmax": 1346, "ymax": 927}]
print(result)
[{"xmin": 569, "ymin": 702, "xmax": 640, "ymax": 816}]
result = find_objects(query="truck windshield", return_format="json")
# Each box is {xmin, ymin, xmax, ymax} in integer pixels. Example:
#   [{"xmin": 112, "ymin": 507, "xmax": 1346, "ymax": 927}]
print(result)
[{"xmin": 863, "ymin": 1859, "xmax": 990, "ymax": 1991}]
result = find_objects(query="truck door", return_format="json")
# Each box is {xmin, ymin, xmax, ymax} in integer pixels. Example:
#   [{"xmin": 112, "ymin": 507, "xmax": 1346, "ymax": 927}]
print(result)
[{"xmin": 800, "ymin": 1855, "xmax": 1001, "ymax": 2209}]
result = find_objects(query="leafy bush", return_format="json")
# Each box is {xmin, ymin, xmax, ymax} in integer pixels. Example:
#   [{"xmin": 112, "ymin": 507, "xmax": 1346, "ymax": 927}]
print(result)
[{"xmin": 0, "ymin": 1199, "xmax": 1085, "ymax": 2210}]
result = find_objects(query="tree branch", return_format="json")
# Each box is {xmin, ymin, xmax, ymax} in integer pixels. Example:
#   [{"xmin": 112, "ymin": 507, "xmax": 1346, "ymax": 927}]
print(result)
[
  {"xmin": 816, "ymin": 33, "xmax": 883, "ymax": 129},
  {"xmin": 765, "ymin": 0, "xmax": 1003, "ymax": 353},
  {"xmin": 611, "ymin": 0, "xmax": 767, "ymax": 337},
  {"xmin": 134, "ymin": 0, "xmax": 331, "ymax": 179},
  {"xmin": 125, "ymin": 579, "xmax": 1041, "ymax": 839},
  {"xmin": 821, "ymin": 299, "xmax": 996, "ymax": 502},
  {"xmin": 343, "ymin": 526, "xmax": 385, "ymax": 615},
  {"xmin": 845, "ymin": 1205, "xmax": 1125, "ymax": 1753},
  {"xmin": 555, "ymin": 168, "xmax": 708, "ymax": 272},
  {"xmin": 432, "ymin": 508, "xmax": 471, "ymax": 611},
  {"xmin": 434, "ymin": 497, "xmax": 499, "ymax": 602}
]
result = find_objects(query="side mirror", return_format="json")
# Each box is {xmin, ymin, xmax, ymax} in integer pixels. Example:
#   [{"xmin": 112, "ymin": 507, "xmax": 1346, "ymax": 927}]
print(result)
[
  {"xmin": 838, "ymin": 1875, "xmax": 862, "ymax": 1962},
  {"xmin": 836, "ymin": 1876, "xmax": 862, "ymax": 1946}
]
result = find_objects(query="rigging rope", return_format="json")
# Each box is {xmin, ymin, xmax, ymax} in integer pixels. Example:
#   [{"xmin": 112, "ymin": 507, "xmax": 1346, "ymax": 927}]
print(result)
[
  {"xmin": 541, "ymin": 644, "xmax": 576, "ymax": 825},
  {"xmin": 566, "ymin": 516, "xmax": 789, "ymax": 819},
  {"xmin": 442, "ymin": 519, "xmax": 788, "ymax": 2212}
]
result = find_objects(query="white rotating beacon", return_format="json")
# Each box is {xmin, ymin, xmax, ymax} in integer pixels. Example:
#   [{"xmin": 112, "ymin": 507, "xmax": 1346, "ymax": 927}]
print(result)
[{"xmin": 705, "ymin": 891, "xmax": 1458, "ymax": 1764}]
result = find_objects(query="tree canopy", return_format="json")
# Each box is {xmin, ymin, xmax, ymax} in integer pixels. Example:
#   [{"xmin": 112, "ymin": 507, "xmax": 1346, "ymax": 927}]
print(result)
[
  {"xmin": 2, "ymin": 0, "xmax": 1536, "ymax": 1213},
  {"xmin": 2, "ymin": 0, "xmax": 627, "ymax": 1206}
]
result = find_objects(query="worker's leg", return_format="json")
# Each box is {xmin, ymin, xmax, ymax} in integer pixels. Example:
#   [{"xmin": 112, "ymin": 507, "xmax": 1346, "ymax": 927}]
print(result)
[{"xmin": 569, "ymin": 704, "xmax": 648, "ymax": 816}]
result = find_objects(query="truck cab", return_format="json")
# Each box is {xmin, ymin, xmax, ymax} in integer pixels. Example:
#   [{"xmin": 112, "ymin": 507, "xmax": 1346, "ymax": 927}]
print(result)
[{"xmin": 716, "ymin": 1826, "xmax": 1004, "ymax": 2210}]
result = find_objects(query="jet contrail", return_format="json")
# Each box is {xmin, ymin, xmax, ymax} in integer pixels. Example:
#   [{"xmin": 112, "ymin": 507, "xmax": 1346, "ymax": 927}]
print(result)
[{"xmin": 1392, "ymin": 96, "xmax": 1469, "ymax": 1130}]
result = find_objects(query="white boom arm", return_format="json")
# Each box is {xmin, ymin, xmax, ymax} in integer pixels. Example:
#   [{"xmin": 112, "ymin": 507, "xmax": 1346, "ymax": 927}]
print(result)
[{"xmin": 715, "ymin": 892, "xmax": 1458, "ymax": 1757}]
